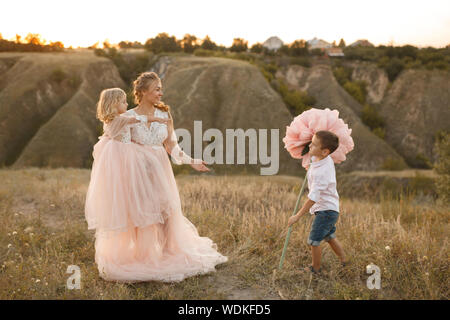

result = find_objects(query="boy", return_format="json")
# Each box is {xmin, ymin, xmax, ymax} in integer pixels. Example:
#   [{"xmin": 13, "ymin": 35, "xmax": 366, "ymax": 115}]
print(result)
[{"xmin": 287, "ymin": 130, "xmax": 347, "ymax": 273}]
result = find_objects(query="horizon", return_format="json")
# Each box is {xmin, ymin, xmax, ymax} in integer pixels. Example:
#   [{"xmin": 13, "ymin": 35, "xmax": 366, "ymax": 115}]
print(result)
[{"xmin": 1, "ymin": 0, "xmax": 449, "ymax": 49}]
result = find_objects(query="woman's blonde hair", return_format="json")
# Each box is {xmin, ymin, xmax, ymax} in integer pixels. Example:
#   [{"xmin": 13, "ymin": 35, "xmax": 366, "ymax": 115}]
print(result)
[
  {"xmin": 133, "ymin": 72, "xmax": 170, "ymax": 112},
  {"xmin": 96, "ymin": 88, "xmax": 127, "ymax": 123}
]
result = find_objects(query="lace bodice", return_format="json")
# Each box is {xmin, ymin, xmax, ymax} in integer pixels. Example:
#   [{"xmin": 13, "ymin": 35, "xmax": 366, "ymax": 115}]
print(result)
[
  {"xmin": 125, "ymin": 108, "xmax": 169, "ymax": 146},
  {"xmin": 117, "ymin": 127, "xmax": 132, "ymax": 143},
  {"xmin": 103, "ymin": 115, "xmax": 135, "ymax": 144}
]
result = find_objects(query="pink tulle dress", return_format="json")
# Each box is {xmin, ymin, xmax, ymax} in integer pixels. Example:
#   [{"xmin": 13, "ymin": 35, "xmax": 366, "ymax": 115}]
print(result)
[{"xmin": 84, "ymin": 109, "xmax": 228, "ymax": 283}]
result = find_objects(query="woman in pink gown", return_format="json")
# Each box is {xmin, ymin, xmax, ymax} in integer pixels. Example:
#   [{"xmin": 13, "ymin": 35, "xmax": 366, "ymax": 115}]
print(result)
[{"xmin": 85, "ymin": 75, "xmax": 228, "ymax": 283}]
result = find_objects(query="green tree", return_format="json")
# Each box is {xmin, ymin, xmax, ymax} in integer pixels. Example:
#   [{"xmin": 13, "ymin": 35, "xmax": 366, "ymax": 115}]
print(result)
[
  {"xmin": 145, "ymin": 33, "xmax": 181, "ymax": 53},
  {"xmin": 385, "ymin": 57, "xmax": 405, "ymax": 81},
  {"xmin": 279, "ymin": 44, "xmax": 290, "ymax": 55},
  {"xmin": 361, "ymin": 104, "xmax": 385, "ymax": 130},
  {"xmin": 103, "ymin": 40, "xmax": 111, "ymax": 49},
  {"xmin": 119, "ymin": 41, "xmax": 132, "ymax": 48},
  {"xmin": 25, "ymin": 33, "xmax": 44, "ymax": 45},
  {"xmin": 200, "ymin": 35, "xmax": 217, "ymax": 50},
  {"xmin": 181, "ymin": 34, "xmax": 199, "ymax": 53},
  {"xmin": 289, "ymin": 40, "xmax": 308, "ymax": 56},
  {"xmin": 250, "ymin": 43, "xmax": 263, "ymax": 53},
  {"xmin": 343, "ymin": 81, "xmax": 366, "ymax": 104},
  {"xmin": 49, "ymin": 41, "xmax": 64, "ymax": 50},
  {"xmin": 230, "ymin": 38, "xmax": 248, "ymax": 52},
  {"xmin": 277, "ymin": 79, "xmax": 315, "ymax": 115},
  {"xmin": 338, "ymin": 38, "xmax": 346, "ymax": 48},
  {"xmin": 333, "ymin": 66, "xmax": 353, "ymax": 86}
]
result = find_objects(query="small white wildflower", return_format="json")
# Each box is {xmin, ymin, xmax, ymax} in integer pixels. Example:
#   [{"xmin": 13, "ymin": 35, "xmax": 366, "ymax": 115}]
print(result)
[
  {"xmin": 423, "ymin": 256, "xmax": 428, "ymax": 260},
  {"xmin": 7, "ymin": 233, "xmax": 11, "ymax": 236},
  {"xmin": 29, "ymin": 233, "xmax": 34, "ymax": 237},
  {"xmin": 45, "ymin": 282, "xmax": 48, "ymax": 286},
  {"xmin": 385, "ymin": 246, "xmax": 391, "ymax": 251},
  {"xmin": 7, "ymin": 244, "xmax": 12, "ymax": 248},
  {"xmin": 14, "ymin": 213, "xmax": 19, "ymax": 217},
  {"xmin": 12, "ymin": 231, "xmax": 17, "ymax": 235},
  {"xmin": 25, "ymin": 243, "xmax": 29, "ymax": 247},
  {"xmin": 425, "ymin": 272, "xmax": 429, "ymax": 276},
  {"xmin": 36, "ymin": 279, "xmax": 40, "ymax": 283},
  {"xmin": 50, "ymin": 204, "xmax": 55, "ymax": 207},
  {"xmin": 408, "ymin": 252, "xmax": 411, "ymax": 255}
]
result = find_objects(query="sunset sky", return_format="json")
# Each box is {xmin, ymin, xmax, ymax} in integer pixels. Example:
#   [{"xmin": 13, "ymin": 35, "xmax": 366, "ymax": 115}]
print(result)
[{"xmin": 1, "ymin": 0, "xmax": 449, "ymax": 48}]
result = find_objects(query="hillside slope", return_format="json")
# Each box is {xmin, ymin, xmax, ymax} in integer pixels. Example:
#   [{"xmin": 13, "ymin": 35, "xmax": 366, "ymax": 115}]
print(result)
[
  {"xmin": 379, "ymin": 68, "xmax": 450, "ymax": 166},
  {"xmin": 153, "ymin": 55, "xmax": 303, "ymax": 175},
  {"xmin": 343, "ymin": 60, "xmax": 450, "ymax": 167},
  {"xmin": 275, "ymin": 63, "xmax": 407, "ymax": 171},
  {"xmin": 0, "ymin": 52, "xmax": 125, "ymax": 168}
]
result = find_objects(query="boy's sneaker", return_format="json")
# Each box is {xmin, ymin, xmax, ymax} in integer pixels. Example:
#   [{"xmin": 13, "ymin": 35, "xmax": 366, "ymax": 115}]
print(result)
[{"xmin": 304, "ymin": 265, "xmax": 321, "ymax": 274}]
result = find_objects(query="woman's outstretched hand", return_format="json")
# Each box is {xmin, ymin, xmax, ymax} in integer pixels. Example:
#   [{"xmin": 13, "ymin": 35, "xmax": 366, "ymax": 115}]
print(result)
[{"xmin": 190, "ymin": 160, "xmax": 210, "ymax": 172}]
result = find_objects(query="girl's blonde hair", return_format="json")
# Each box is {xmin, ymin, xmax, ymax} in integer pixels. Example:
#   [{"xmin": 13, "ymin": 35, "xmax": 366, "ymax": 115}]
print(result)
[
  {"xmin": 96, "ymin": 88, "xmax": 127, "ymax": 123},
  {"xmin": 133, "ymin": 72, "xmax": 170, "ymax": 112}
]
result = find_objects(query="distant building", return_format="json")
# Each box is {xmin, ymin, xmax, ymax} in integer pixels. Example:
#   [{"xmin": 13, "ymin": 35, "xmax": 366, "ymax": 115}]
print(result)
[
  {"xmin": 307, "ymin": 37, "xmax": 332, "ymax": 50},
  {"xmin": 326, "ymin": 47, "xmax": 344, "ymax": 57},
  {"xmin": 349, "ymin": 39, "xmax": 374, "ymax": 47},
  {"xmin": 262, "ymin": 36, "xmax": 284, "ymax": 51}
]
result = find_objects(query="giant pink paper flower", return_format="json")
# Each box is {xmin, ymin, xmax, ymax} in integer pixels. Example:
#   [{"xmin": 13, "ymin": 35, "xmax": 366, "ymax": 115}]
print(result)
[{"xmin": 283, "ymin": 108, "xmax": 354, "ymax": 169}]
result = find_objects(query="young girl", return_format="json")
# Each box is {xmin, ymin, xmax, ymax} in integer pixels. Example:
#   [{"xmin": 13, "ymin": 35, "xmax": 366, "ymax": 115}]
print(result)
[
  {"xmin": 85, "ymin": 87, "xmax": 168, "ymax": 231},
  {"xmin": 85, "ymin": 84, "xmax": 227, "ymax": 283}
]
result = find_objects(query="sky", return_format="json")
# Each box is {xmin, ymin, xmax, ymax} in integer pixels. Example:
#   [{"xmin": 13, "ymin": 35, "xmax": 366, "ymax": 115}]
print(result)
[{"xmin": 1, "ymin": 0, "xmax": 449, "ymax": 48}]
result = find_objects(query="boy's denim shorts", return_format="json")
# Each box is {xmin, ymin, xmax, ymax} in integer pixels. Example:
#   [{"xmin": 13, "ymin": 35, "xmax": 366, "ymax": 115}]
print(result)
[{"xmin": 307, "ymin": 210, "xmax": 339, "ymax": 246}]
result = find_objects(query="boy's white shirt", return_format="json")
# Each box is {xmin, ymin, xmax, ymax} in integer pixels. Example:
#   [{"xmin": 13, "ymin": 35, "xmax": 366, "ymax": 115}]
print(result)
[{"xmin": 307, "ymin": 155, "xmax": 340, "ymax": 215}]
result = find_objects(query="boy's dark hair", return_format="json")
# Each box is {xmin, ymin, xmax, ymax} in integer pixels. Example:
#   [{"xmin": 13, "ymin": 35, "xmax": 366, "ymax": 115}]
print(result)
[{"xmin": 315, "ymin": 130, "xmax": 339, "ymax": 154}]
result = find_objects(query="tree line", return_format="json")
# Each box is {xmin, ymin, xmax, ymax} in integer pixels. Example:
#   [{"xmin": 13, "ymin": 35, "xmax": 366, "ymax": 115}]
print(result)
[
  {"xmin": 0, "ymin": 33, "xmax": 64, "ymax": 52},
  {"xmin": 2, "ymin": 32, "xmax": 449, "ymax": 73}
]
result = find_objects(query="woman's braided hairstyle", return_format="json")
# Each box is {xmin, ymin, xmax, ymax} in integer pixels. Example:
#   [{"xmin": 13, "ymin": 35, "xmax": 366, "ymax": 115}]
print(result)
[{"xmin": 132, "ymin": 72, "xmax": 170, "ymax": 112}]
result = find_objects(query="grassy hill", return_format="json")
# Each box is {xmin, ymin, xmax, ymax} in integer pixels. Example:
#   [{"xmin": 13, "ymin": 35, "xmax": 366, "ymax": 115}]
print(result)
[{"xmin": 1, "ymin": 51, "xmax": 449, "ymax": 175}]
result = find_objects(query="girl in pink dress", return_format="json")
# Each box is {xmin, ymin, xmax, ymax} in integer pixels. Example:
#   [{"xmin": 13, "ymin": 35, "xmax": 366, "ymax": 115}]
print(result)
[{"xmin": 85, "ymin": 82, "xmax": 228, "ymax": 283}]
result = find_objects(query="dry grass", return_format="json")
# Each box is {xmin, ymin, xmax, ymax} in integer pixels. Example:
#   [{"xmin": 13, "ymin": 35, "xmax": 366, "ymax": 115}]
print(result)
[{"xmin": 0, "ymin": 168, "xmax": 448, "ymax": 299}]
